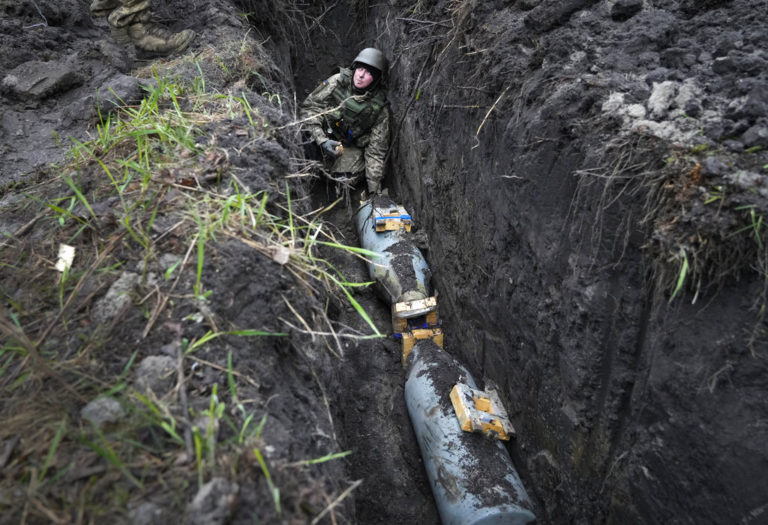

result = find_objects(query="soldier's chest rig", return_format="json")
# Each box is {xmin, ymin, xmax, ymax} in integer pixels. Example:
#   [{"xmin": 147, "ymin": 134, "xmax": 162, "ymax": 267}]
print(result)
[{"xmin": 326, "ymin": 68, "xmax": 385, "ymax": 148}]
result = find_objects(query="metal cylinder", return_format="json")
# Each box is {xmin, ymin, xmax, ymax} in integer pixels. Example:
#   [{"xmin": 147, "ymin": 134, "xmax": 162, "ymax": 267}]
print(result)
[
  {"xmin": 404, "ymin": 340, "xmax": 536, "ymax": 525},
  {"xmin": 353, "ymin": 198, "xmax": 432, "ymax": 304}
]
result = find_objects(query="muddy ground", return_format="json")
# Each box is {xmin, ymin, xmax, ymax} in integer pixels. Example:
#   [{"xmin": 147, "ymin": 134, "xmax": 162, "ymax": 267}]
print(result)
[{"xmin": 2, "ymin": 0, "xmax": 768, "ymax": 524}]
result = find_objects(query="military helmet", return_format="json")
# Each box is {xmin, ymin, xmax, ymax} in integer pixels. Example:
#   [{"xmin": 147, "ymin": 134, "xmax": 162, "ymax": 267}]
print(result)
[{"xmin": 353, "ymin": 48, "xmax": 388, "ymax": 75}]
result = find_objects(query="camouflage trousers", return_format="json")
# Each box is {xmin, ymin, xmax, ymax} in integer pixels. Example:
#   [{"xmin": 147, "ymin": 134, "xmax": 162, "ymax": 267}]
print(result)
[
  {"xmin": 90, "ymin": 0, "xmax": 194, "ymax": 57},
  {"xmin": 90, "ymin": 0, "xmax": 151, "ymax": 27}
]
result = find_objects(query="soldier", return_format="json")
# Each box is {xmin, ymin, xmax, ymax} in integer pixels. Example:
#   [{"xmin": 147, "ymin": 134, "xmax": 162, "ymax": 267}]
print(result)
[
  {"xmin": 300, "ymin": 48, "xmax": 390, "ymax": 196},
  {"xmin": 90, "ymin": 0, "xmax": 195, "ymax": 58}
]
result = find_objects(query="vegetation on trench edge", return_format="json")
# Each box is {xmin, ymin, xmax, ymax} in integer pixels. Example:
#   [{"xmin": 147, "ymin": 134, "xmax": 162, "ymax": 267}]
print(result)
[
  {"xmin": 0, "ymin": 69, "xmax": 380, "ymax": 521},
  {"xmin": 572, "ymin": 135, "xmax": 767, "ymax": 353}
]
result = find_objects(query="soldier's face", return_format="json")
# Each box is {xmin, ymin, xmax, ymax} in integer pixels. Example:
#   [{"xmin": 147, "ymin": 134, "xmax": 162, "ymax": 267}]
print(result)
[{"xmin": 353, "ymin": 67, "xmax": 374, "ymax": 89}]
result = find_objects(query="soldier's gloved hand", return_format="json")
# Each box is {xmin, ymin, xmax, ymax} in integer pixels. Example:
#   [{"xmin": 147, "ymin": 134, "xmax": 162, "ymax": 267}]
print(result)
[
  {"xmin": 321, "ymin": 140, "xmax": 342, "ymax": 158},
  {"xmin": 367, "ymin": 180, "xmax": 381, "ymax": 195}
]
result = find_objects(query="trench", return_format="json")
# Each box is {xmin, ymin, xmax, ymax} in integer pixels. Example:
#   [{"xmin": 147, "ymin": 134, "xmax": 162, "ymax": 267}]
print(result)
[
  {"xmin": 305, "ymin": 170, "xmax": 538, "ymax": 525},
  {"xmin": 290, "ymin": 8, "xmax": 540, "ymax": 522},
  {"xmin": 283, "ymin": 2, "xmax": 557, "ymax": 522},
  {"xmin": 287, "ymin": 12, "xmax": 444, "ymax": 525},
  {"xmin": 286, "ymin": 8, "xmax": 442, "ymax": 524},
  {"xmin": 309, "ymin": 186, "xmax": 442, "ymax": 523},
  {"xmin": 1, "ymin": 0, "xmax": 763, "ymax": 523},
  {"xmin": 290, "ymin": 6, "xmax": 768, "ymax": 515}
]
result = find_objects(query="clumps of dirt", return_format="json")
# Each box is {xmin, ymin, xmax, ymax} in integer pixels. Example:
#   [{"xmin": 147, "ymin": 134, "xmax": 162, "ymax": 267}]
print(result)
[
  {"xmin": 409, "ymin": 339, "xmax": 465, "ymax": 415},
  {"xmin": 587, "ymin": 6, "xmax": 768, "ymax": 304},
  {"xmin": 459, "ymin": 437, "xmax": 521, "ymax": 509},
  {"xmin": 385, "ymin": 241, "xmax": 421, "ymax": 295}
]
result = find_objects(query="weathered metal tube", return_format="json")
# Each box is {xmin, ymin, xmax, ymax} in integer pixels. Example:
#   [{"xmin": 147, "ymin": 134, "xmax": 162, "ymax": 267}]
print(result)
[
  {"xmin": 405, "ymin": 340, "xmax": 536, "ymax": 525},
  {"xmin": 353, "ymin": 197, "xmax": 432, "ymax": 304}
]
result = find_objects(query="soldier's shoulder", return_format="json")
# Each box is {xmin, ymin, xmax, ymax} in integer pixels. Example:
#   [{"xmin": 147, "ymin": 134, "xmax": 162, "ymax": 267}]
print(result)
[
  {"xmin": 321, "ymin": 70, "xmax": 346, "ymax": 87},
  {"xmin": 373, "ymin": 86, "xmax": 389, "ymax": 105}
]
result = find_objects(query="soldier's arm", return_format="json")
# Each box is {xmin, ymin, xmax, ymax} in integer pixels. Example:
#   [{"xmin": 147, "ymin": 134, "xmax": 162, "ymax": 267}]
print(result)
[
  {"xmin": 300, "ymin": 74, "xmax": 341, "ymax": 146},
  {"xmin": 364, "ymin": 107, "xmax": 390, "ymax": 191}
]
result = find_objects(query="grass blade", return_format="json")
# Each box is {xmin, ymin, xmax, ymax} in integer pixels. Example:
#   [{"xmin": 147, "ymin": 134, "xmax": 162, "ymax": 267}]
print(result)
[
  {"xmin": 253, "ymin": 448, "xmax": 281, "ymax": 514},
  {"xmin": 63, "ymin": 176, "xmax": 97, "ymax": 222},
  {"xmin": 289, "ymin": 450, "xmax": 352, "ymax": 467},
  {"xmin": 330, "ymin": 275, "xmax": 382, "ymax": 337},
  {"xmin": 40, "ymin": 419, "xmax": 66, "ymax": 481},
  {"xmin": 669, "ymin": 250, "xmax": 689, "ymax": 303}
]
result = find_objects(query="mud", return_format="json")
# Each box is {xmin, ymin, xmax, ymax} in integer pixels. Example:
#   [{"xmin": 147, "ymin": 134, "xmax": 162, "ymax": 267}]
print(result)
[
  {"xmin": 2, "ymin": 0, "xmax": 768, "ymax": 524},
  {"xmin": 385, "ymin": 241, "xmax": 422, "ymax": 295}
]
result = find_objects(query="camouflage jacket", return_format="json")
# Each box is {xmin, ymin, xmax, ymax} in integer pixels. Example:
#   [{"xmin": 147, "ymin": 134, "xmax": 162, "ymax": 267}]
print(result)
[{"xmin": 300, "ymin": 68, "xmax": 390, "ymax": 187}]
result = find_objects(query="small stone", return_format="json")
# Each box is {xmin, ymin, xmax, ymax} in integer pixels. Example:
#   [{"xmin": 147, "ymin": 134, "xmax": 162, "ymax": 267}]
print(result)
[
  {"xmin": 697, "ymin": 51, "xmax": 713, "ymax": 64},
  {"xmin": 647, "ymin": 81, "xmax": 678, "ymax": 120},
  {"xmin": 702, "ymin": 157, "xmax": 727, "ymax": 176},
  {"xmin": 675, "ymin": 80, "xmax": 701, "ymax": 113},
  {"xmin": 81, "ymin": 397, "xmax": 125, "ymax": 428},
  {"xmin": 524, "ymin": 0, "xmax": 589, "ymax": 32},
  {"xmin": 742, "ymin": 124, "xmax": 768, "ymax": 148},
  {"xmin": 631, "ymin": 119, "xmax": 678, "ymax": 141},
  {"xmin": 724, "ymin": 119, "xmax": 751, "ymax": 137},
  {"xmin": 624, "ymin": 104, "xmax": 644, "ymax": 118},
  {"xmin": 712, "ymin": 51, "xmax": 767, "ymax": 75},
  {"xmin": 661, "ymin": 48, "xmax": 696, "ymax": 69},
  {"xmin": 1, "ymin": 60, "xmax": 82, "ymax": 100},
  {"xmin": 723, "ymin": 140, "xmax": 744, "ymax": 152},
  {"xmin": 645, "ymin": 68, "xmax": 671, "ymax": 85},
  {"xmin": 611, "ymin": 0, "xmax": 643, "ymax": 21},
  {"xmin": 129, "ymin": 502, "xmax": 166, "ymax": 525},
  {"xmin": 703, "ymin": 120, "xmax": 725, "ymax": 141},
  {"xmin": 92, "ymin": 272, "xmax": 139, "ymax": 324},
  {"xmin": 712, "ymin": 57, "xmax": 736, "ymax": 75},
  {"xmin": 684, "ymin": 100, "xmax": 701, "ymax": 118},
  {"xmin": 186, "ymin": 477, "xmax": 239, "ymax": 525},
  {"xmin": 134, "ymin": 355, "xmax": 177, "ymax": 397},
  {"xmin": 95, "ymin": 74, "xmax": 141, "ymax": 116},
  {"xmin": 741, "ymin": 85, "xmax": 768, "ymax": 122},
  {"xmin": 725, "ymin": 170, "xmax": 768, "ymax": 197}
]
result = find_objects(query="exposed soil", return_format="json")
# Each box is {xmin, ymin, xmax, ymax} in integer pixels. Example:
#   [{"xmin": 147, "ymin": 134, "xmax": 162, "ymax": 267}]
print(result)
[
  {"xmin": 2, "ymin": 0, "xmax": 768, "ymax": 524},
  {"xmin": 373, "ymin": 1, "xmax": 768, "ymax": 524}
]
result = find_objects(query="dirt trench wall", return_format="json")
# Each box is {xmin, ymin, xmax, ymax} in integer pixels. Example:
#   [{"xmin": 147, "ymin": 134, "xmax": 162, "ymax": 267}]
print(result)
[{"xmin": 361, "ymin": 1, "xmax": 768, "ymax": 523}]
